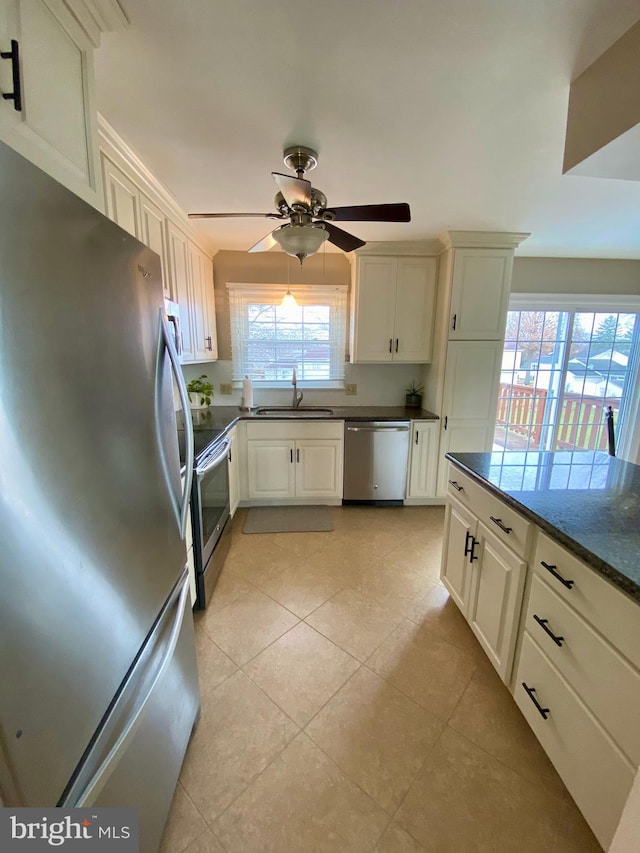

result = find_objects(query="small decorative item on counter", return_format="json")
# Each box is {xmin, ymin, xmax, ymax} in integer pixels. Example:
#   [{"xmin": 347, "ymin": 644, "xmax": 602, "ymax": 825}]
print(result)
[
  {"xmin": 240, "ymin": 375, "xmax": 255, "ymax": 411},
  {"xmin": 405, "ymin": 381, "xmax": 424, "ymax": 409},
  {"xmin": 187, "ymin": 375, "xmax": 214, "ymax": 408}
]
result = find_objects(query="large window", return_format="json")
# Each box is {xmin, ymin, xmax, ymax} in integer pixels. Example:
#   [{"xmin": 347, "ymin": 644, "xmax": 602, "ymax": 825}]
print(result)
[
  {"xmin": 227, "ymin": 283, "xmax": 348, "ymax": 385},
  {"xmin": 495, "ymin": 298, "xmax": 640, "ymax": 456}
]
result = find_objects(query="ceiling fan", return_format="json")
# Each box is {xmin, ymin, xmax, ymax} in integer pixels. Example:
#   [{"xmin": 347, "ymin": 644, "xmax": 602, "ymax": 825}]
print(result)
[{"xmin": 188, "ymin": 145, "xmax": 411, "ymax": 264}]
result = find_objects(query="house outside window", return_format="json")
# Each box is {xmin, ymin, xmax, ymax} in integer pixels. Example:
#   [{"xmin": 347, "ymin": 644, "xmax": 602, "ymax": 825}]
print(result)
[
  {"xmin": 227, "ymin": 283, "xmax": 348, "ymax": 387},
  {"xmin": 495, "ymin": 295, "xmax": 640, "ymax": 460}
]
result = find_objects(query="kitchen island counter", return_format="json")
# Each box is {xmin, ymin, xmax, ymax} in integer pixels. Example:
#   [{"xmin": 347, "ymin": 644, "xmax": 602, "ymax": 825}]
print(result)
[{"xmin": 446, "ymin": 450, "xmax": 640, "ymax": 602}]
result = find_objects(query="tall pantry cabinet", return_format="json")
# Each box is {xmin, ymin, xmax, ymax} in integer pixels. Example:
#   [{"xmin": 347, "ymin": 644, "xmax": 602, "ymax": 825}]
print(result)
[{"xmin": 424, "ymin": 232, "xmax": 529, "ymax": 496}]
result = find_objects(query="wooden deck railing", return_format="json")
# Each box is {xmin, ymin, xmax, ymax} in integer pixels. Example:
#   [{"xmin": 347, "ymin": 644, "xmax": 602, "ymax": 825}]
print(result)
[{"xmin": 496, "ymin": 382, "xmax": 620, "ymax": 451}]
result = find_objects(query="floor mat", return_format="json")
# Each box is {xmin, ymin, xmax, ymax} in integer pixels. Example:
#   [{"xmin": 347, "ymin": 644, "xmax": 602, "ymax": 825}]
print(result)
[{"xmin": 243, "ymin": 505, "xmax": 334, "ymax": 534}]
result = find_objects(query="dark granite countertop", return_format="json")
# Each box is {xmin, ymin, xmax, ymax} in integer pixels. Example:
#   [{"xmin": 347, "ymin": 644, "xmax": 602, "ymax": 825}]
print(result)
[
  {"xmin": 446, "ymin": 450, "xmax": 640, "ymax": 603},
  {"xmin": 179, "ymin": 405, "xmax": 438, "ymax": 468}
]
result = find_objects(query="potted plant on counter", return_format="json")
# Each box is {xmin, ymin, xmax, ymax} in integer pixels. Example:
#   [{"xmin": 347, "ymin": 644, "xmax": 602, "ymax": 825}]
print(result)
[
  {"xmin": 187, "ymin": 375, "xmax": 214, "ymax": 409},
  {"xmin": 405, "ymin": 380, "xmax": 424, "ymax": 409}
]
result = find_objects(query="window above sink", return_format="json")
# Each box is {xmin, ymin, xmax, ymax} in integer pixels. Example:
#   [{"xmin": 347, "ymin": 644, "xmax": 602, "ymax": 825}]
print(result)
[{"xmin": 227, "ymin": 282, "xmax": 348, "ymax": 388}]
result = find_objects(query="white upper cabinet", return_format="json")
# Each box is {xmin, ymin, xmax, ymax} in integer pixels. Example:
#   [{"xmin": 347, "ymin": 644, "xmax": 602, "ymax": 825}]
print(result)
[
  {"xmin": 140, "ymin": 193, "xmax": 169, "ymax": 297},
  {"xmin": 0, "ymin": 0, "xmax": 101, "ymax": 207},
  {"xmin": 350, "ymin": 255, "xmax": 436, "ymax": 363},
  {"xmin": 166, "ymin": 221, "xmax": 195, "ymax": 362},
  {"xmin": 102, "ymin": 154, "xmax": 141, "ymax": 238},
  {"xmin": 99, "ymin": 125, "xmax": 219, "ymax": 365},
  {"xmin": 448, "ymin": 249, "xmax": 513, "ymax": 340},
  {"xmin": 188, "ymin": 241, "xmax": 218, "ymax": 362}
]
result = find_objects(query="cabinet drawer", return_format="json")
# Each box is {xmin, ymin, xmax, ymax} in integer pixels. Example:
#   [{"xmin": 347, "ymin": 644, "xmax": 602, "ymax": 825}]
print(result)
[
  {"xmin": 527, "ymin": 574, "xmax": 640, "ymax": 765},
  {"xmin": 514, "ymin": 632, "xmax": 634, "ymax": 850},
  {"xmin": 447, "ymin": 464, "xmax": 531, "ymax": 558},
  {"xmin": 246, "ymin": 420, "xmax": 344, "ymax": 441},
  {"xmin": 446, "ymin": 464, "xmax": 480, "ymax": 506},
  {"xmin": 533, "ymin": 531, "xmax": 640, "ymax": 671}
]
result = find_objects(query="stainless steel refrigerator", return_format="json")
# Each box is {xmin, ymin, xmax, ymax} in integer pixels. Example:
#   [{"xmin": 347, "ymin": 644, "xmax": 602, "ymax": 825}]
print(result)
[{"xmin": 0, "ymin": 141, "xmax": 199, "ymax": 851}]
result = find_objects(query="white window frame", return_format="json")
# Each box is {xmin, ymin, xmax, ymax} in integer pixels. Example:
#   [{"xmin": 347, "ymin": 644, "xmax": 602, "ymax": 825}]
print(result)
[
  {"xmin": 226, "ymin": 282, "xmax": 348, "ymax": 389},
  {"xmin": 507, "ymin": 293, "xmax": 640, "ymax": 464}
]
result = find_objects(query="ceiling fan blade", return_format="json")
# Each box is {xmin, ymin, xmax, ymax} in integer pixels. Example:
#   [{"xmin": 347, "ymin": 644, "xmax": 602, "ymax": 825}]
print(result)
[
  {"xmin": 188, "ymin": 212, "xmax": 285, "ymax": 219},
  {"xmin": 248, "ymin": 230, "xmax": 278, "ymax": 253},
  {"xmin": 323, "ymin": 222, "xmax": 366, "ymax": 253},
  {"xmin": 272, "ymin": 172, "xmax": 311, "ymax": 208},
  {"xmin": 324, "ymin": 203, "xmax": 411, "ymax": 223}
]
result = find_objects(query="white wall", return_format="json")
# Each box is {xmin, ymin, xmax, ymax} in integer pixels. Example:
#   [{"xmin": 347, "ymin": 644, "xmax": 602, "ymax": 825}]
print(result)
[{"xmin": 512, "ymin": 257, "xmax": 640, "ymax": 295}]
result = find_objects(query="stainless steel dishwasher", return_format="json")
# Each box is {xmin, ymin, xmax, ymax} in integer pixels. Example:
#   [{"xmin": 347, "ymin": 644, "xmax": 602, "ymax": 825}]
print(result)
[{"xmin": 343, "ymin": 421, "xmax": 411, "ymax": 504}]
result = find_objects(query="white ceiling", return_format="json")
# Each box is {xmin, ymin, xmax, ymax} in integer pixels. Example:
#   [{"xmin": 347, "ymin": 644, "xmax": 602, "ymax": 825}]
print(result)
[{"xmin": 94, "ymin": 0, "xmax": 640, "ymax": 258}]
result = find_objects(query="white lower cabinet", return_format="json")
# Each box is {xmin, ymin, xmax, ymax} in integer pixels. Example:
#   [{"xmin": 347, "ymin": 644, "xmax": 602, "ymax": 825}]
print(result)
[
  {"xmin": 407, "ymin": 420, "xmax": 438, "ymax": 499},
  {"xmin": 227, "ymin": 426, "xmax": 240, "ymax": 516},
  {"xmin": 442, "ymin": 461, "xmax": 640, "ymax": 850},
  {"xmin": 514, "ymin": 633, "xmax": 634, "ymax": 849},
  {"xmin": 468, "ymin": 522, "xmax": 526, "ymax": 679},
  {"xmin": 246, "ymin": 421, "xmax": 344, "ymax": 502},
  {"xmin": 248, "ymin": 440, "xmax": 296, "ymax": 499},
  {"xmin": 441, "ymin": 494, "xmax": 525, "ymax": 680}
]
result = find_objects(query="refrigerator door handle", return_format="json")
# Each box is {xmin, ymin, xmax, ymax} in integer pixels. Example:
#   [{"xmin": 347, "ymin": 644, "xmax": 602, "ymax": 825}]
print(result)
[
  {"xmin": 72, "ymin": 573, "xmax": 190, "ymax": 808},
  {"xmin": 157, "ymin": 309, "xmax": 193, "ymax": 539}
]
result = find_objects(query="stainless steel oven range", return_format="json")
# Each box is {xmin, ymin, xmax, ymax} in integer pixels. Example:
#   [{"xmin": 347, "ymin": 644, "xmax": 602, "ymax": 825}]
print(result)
[{"xmin": 191, "ymin": 432, "xmax": 232, "ymax": 609}]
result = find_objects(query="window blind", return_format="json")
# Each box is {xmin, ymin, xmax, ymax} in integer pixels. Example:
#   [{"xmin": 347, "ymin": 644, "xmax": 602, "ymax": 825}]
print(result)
[{"xmin": 227, "ymin": 283, "xmax": 348, "ymax": 384}]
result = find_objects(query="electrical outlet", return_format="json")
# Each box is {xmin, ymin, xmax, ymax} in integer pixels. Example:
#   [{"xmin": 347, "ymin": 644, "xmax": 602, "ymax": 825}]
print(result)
[
  {"xmin": 345, "ymin": 383, "xmax": 357, "ymax": 396},
  {"xmin": 220, "ymin": 383, "xmax": 233, "ymax": 395}
]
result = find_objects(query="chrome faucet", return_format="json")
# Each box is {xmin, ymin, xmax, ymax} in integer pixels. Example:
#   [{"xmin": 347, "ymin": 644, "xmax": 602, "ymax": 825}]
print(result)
[{"xmin": 292, "ymin": 368, "xmax": 303, "ymax": 408}]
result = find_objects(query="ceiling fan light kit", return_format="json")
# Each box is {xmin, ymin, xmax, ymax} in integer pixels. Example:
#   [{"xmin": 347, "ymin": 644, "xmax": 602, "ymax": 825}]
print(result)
[
  {"xmin": 188, "ymin": 145, "xmax": 411, "ymax": 263},
  {"xmin": 273, "ymin": 222, "xmax": 329, "ymax": 264}
]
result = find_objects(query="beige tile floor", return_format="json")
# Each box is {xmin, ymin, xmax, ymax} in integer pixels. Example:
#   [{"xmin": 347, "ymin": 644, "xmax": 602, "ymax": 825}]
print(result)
[{"xmin": 160, "ymin": 505, "xmax": 603, "ymax": 853}]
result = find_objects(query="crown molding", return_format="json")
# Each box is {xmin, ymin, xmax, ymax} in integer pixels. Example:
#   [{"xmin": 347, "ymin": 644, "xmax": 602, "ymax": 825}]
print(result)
[
  {"xmin": 353, "ymin": 240, "xmax": 441, "ymax": 257},
  {"xmin": 62, "ymin": 0, "xmax": 128, "ymax": 46},
  {"xmin": 437, "ymin": 230, "xmax": 531, "ymax": 252},
  {"xmin": 98, "ymin": 114, "xmax": 217, "ymax": 257}
]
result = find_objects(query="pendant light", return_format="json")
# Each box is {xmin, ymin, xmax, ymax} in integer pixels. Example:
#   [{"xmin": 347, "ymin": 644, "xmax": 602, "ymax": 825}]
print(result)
[{"xmin": 281, "ymin": 253, "xmax": 297, "ymax": 308}]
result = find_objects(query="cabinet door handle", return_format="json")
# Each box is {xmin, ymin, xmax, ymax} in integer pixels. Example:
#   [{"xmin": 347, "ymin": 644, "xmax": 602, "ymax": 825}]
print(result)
[
  {"xmin": 540, "ymin": 561, "xmax": 575, "ymax": 590},
  {"xmin": 1, "ymin": 40, "xmax": 22, "ymax": 112},
  {"xmin": 533, "ymin": 615, "xmax": 564, "ymax": 647},
  {"xmin": 389, "ymin": 338, "xmax": 392, "ymax": 353},
  {"xmin": 448, "ymin": 479, "xmax": 463, "ymax": 491},
  {"xmin": 522, "ymin": 683, "xmax": 550, "ymax": 720},
  {"xmin": 395, "ymin": 338, "xmax": 399, "ymax": 353},
  {"xmin": 205, "ymin": 335, "xmax": 212, "ymax": 351},
  {"xmin": 464, "ymin": 530, "xmax": 473, "ymax": 557},
  {"xmin": 415, "ymin": 430, "xmax": 419, "ymax": 445},
  {"xmin": 296, "ymin": 448, "xmax": 300, "ymax": 463},
  {"xmin": 464, "ymin": 532, "xmax": 478, "ymax": 562},
  {"xmin": 290, "ymin": 449, "xmax": 293, "ymax": 463},
  {"xmin": 452, "ymin": 313, "xmax": 457, "ymax": 331},
  {"xmin": 444, "ymin": 416, "xmax": 448, "ymax": 431},
  {"xmin": 490, "ymin": 516, "xmax": 512, "ymax": 534}
]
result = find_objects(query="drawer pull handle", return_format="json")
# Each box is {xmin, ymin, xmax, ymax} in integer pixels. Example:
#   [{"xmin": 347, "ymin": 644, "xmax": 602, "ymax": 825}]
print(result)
[
  {"xmin": 449, "ymin": 480, "xmax": 463, "ymax": 491},
  {"xmin": 490, "ymin": 516, "xmax": 512, "ymax": 534},
  {"xmin": 522, "ymin": 683, "xmax": 550, "ymax": 720},
  {"xmin": 540, "ymin": 561, "xmax": 575, "ymax": 590},
  {"xmin": 533, "ymin": 615, "xmax": 564, "ymax": 647}
]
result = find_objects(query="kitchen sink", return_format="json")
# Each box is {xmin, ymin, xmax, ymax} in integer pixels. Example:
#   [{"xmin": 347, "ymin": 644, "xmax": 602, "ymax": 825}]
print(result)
[{"xmin": 254, "ymin": 406, "xmax": 335, "ymax": 417}]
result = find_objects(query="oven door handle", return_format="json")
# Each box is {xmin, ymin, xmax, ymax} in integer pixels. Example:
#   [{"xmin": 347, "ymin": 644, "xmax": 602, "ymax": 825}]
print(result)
[
  {"xmin": 197, "ymin": 438, "xmax": 231, "ymax": 477},
  {"xmin": 156, "ymin": 309, "xmax": 193, "ymax": 539}
]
